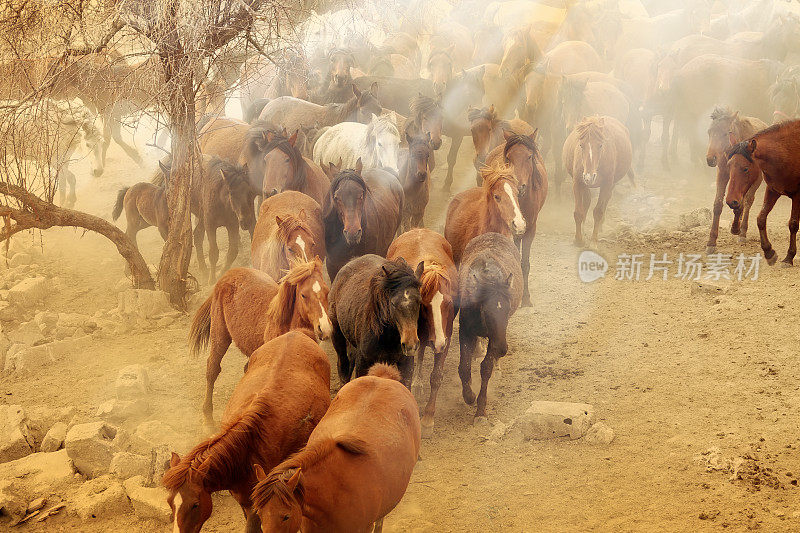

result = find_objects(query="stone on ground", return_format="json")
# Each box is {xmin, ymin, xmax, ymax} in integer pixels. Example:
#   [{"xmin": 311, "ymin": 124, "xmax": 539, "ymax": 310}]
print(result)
[
  {"xmin": 117, "ymin": 289, "xmax": 171, "ymax": 319},
  {"xmin": 0, "ymin": 405, "xmax": 35, "ymax": 463},
  {"xmin": 583, "ymin": 422, "xmax": 615, "ymax": 445},
  {"xmin": 115, "ymin": 364, "xmax": 150, "ymax": 400},
  {"xmin": 96, "ymin": 398, "xmax": 150, "ymax": 421},
  {"xmin": 7, "ymin": 277, "xmax": 53, "ymax": 309},
  {"xmin": 65, "ymin": 422, "xmax": 119, "ymax": 478},
  {"xmin": 70, "ymin": 475, "xmax": 131, "ymax": 520},
  {"xmin": 131, "ymin": 420, "xmax": 187, "ymax": 453},
  {"xmin": 0, "ymin": 449, "xmax": 76, "ymax": 495},
  {"xmin": 513, "ymin": 401, "xmax": 596, "ymax": 440},
  {"xmin": 40, "ymin": 422, "xmax": 69, "ymax": 453},
  {"xmin": 109, "ymin": 452, "xmax": 151, "ymax": 480},
  {"xmin": 123, "ymin": 475, "xmax": 171, "ymax": 523}
]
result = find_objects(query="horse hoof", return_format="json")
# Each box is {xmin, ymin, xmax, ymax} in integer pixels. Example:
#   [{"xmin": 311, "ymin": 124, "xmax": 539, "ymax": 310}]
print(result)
[
  {"xmin": 766, "ymin": 253, "xmax": 778, "ymax": 266},
  {"xmin": 705, "ymin": 246, "xmax": 716, "ymax": 255},
  {"xmin": 473, "ymin": 415, "xmax": 489, "ymax": 429},
  {"xmin": 781, "ymin": 260, "xmax": 793, "ymax": 268},
  {"xmin": 738, "ymin": 235, "xmax": 747, "ymax": 244},
  {"xmin": 462, "ymin": 389, "xmax": 476, "ymax": 405},
  {"xmin": 420, "ymin": 418, "xmax": 435, "ymax": 439}
]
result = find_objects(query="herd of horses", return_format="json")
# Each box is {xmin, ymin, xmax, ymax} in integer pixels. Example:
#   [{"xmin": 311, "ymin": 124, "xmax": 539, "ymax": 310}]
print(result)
[{"xmin": 8, "ymin": 0, "xmax": 800, "ymax": 531}]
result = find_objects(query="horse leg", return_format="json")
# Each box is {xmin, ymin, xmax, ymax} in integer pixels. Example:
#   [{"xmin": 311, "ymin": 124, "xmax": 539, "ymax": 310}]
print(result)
[
  {"xmin": 739, "ymin": 178, "xmax": 760, "ymax": 243},
  {"xmin": 58, "ymin": 166, "xmax": 77, "ymax": 209},
  {"xmin": 205, "ymin": 223, "xmax": 220, "ymax": 284},
  {"xmin": 782, "ymin": 193, "xmax": 800, "ymax": 266},
  {"xmin": 397, "ymin": 354, "xmax": 415, "ymax": 389},
  {"xmin": 332, "ymin": 322, "xmax": 351, "ymax": 384},
  {"xmin": 591, "ymin": 185, "xmax": 613, "ymax": 245},
  {"xmin": 222, "ymin": 224, "xmax": 240, "ymax": 275},
  {"xmin": 443, "ymin": 134, "xmax": 463, "ymax": 191},
  {"xmin": 372, "ymin": 518, "xmax": 384, "ymax": 533},
  {"xmin": 707, "ymin": 167, "xmax": 731, "ymax": 252},
  {"xmin": 101, "ymin": 112, "xmax": 112, "ymax": 167},
  {"xmin": 110, "ymin": 106, "xmax": 143, "ymax": 166},
  {"xmin": 573, "ymin": 182, "xmax": 590, "ymax": 246},
  {"xmin": 458, "ymin": 316, "xmax": 478, "ymax": 405},
  {"xmin": 757, "ymin": 187, "xmax": 781, "ymax": 266},
  {"xmin": 520, "ymin": 228, "xmax": 534, "ymax": 307},
  {"xmin": 421, "ymin": 341, "xmax": 449, "ymax": 436},
  {"xmin": 475, "ymin": 351, "xmax": 496, "ymax": 420},
  {"xmin": 203, "ymin": 305, "xmax": 231, "ymax": 429},
  {"xmin": 412, "ymin": 343, "xmax": 425, "ymax": 398},
  {"xmin": 193, "ymin": 219, "xmax": 208, "ymax": 279}
]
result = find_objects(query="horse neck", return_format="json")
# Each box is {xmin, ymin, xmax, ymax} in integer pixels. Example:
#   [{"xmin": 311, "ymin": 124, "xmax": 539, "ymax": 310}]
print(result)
[{"xmin": 333, "ymin": 95, "xmax": 359, "ymax": 122}]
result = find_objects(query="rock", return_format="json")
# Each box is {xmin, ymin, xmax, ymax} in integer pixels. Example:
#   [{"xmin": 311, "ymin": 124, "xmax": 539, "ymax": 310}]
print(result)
[
  {"xmin": 65, "ymin": 422, "xmax": 119, "ymax": 478},
  {"xmin": 678, "ymin": 207, "xmax": 712, "ymax": 231},
  {"xmin": 8, "ymin": 320, "xmax": 46, "ymax": 345},
  {"xmin": 0, "ymin": 301, "xmax": 18, "ymax": 322},
  {"xmin": 0, "ymin": 405, "xmax": 34, "ymax": 463},
  {"xmin": 9, "ymin": 253, "xmax": 32, "ymax": 268},
  {"xmin": 0, "ymin": 479, "xmax": 27, "ymax": 523},
  {"xmin": 35, "ymin": 311, "xmax": 59, "ymax": 334},
  {"xmin": 0, "ymin": 450, "xmax": 76, "ymax": 494},
  {"xmin": 96, "ymin": 398, "xmax": 150, "ymax": 421},
  {"xmin": 513, "ymin": 401, "xmax": 596, "ymax": 441},
  {"xmin": 117, "ymin": 289, "xmax": 171, "ymax": 320},
  {"xmin": 123, "ymin": 475, "xmax": 171, "ymax": 523},
  {"xmin": 489, "ymin": 421, "xmax": 507, "ymax": 441},
  {"xmin": 40, "ymin": 422, "xmax": 68, "ymax": 453},
  {"xmin": 147, "ymin": 445, "xmax": 172, "ymax": 486},
  {"xmin": 583, "ymin": 422, "xmax": 615, "ymax": 445},
  {"xmin": 132, "ymin": 420, "xmax": 186, "ymax": 452},
  {"xmin": 3, "ymin": 336, "xmax": 91, "ymax": 374},
  {"xmin": 115, "ymin": 364, "xmax": 150, "ymax": 400},
  {"xmin": 109, "ymin": 452, "xmax": 151, "ymax": 480},
  {"xmin": 55, "ymin": 313, "xmax": 90, "ymax": 329},
  {"xmin": 70, "ymin": 475, "xmax": 130, "ymax": 520},
  {"xmin": 7, "ymin": 277, "xmax": 53, "ymax": 309},
  {"xmin": 26, "ymin": 405, "xmax": 76, "ymax": 438}
]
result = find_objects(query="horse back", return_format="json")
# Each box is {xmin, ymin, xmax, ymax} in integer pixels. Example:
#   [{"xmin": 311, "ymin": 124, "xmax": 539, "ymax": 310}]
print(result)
[
  {"xmin": 444, "ymin": 187, "xmax": 487, "ymax": 265},
  {"xmin": 364, "ymin": 170, "xmax": 404, "ymax": 255},
  {"xmin": 459, "ymin": 233, "xmax": 523, "ymax": 312},
  {"xmin": 303, "ymin": 158, "xmax": 331, "ymax": 205}
]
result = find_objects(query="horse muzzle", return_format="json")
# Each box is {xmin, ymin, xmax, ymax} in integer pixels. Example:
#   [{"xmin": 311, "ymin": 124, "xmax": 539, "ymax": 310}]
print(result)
[
  {"xmin": 402, "ymin": 340, "xmax": 419, "ymax": 357},
  {"xmin": 416, "ymin": 171, "xmax": 427, "ymax": 182},
  {"xmin": 706, "ymin": 156, "xmax": 717, "ymax": 168},
  {"xmin": 333, "ymin": 75, "xmax": 349, "ymax": 87},
  {"xmin": 582, "ymin": 173, "xmax": 598, "ymax": 187},
  {"xmin": 727, "ymin": 199, "xmax": 741, "ymax": 211},
  {"xmin": 343, "ymin": 228, "xmax": 362, "ymax": 245}
]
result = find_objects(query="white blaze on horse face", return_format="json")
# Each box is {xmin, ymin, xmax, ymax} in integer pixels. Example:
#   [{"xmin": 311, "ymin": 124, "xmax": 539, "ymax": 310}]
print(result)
[
  {"xmin": 503, "ymin": 182, "xmax": 526, "ymax": 234},
  {"xmin": 312, "ymin": 281, "xmax": 332, "ymax": 337},
  {"xmin": 295, "ymin": 235, "xmax": 308, "ymax": 261},
  {"xmin": 172, "ymin": 493, "xmax": 183, "ymax": 533},
  {"xmin": 431, "ymin": 291, "xmax": 446, "ymax": 352}
]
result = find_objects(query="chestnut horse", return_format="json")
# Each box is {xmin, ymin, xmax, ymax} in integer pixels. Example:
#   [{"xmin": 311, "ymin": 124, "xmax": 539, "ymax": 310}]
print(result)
[
  {"xmin": 398, "ymin": 133, "xmax": 433, "ymax": 232},
  {"xmin": 487, "ymin": 131, "xmax": 548, "ymax": 307},
  {"xmin": 251, "ymin": 363, "xmax": 420, "ymax": 533},
  {"xmin": 329, "ymin": 255, "xmax": 422, "ymax": 387},
  {"xmin": 403, "ymin": 93, "xmax": 443, "ymax": 151},
  {"xmin": 387, "ymin": 229, "xmax": 459, "ymax": 433},
  {"xmin": 468, "ymin": 105, "xmax": 535, "ymax": 183},
  {"xmin": 164, "ymin": 330, "xmax": 330, "ymax": 533},
  {"xmin": 705, "ymin": 107, "xmax": 766, "ymax": 253},
  {"xmin": 188, "ymin": 259, "xmax": 332, "ymax": 427},
  {"xmin": 321, "ymin": 161, "xmax": 404, "ymax": 280},
  {"xmin": 112, "ymin": 182, "xmax": 168, "ymax": 251},
  {"xmin": 261, "ymin": 132, "xmax": 330, "ymax": 205},
  {"xmin": 563, "ymin": 116, "xmax": 633, "ymax": 246},
  {"xmin": 726, "ymin": 120, "xmax": 800, "ymax": 266},
  {"xmin": 458, "ymin": 232, "xmax": 522, "ymax": 420},
  {"xmin": 251, "ymin": 191, "xmax": 325, "ymax": 280},
  {"xmin": 444, "ymin": 163, "xmax": 527, "ymax": 265}
]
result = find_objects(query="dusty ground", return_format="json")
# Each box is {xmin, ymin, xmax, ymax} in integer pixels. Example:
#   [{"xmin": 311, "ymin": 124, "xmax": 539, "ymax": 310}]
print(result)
[{"xmin": 2, "ymin": 117, "xmax": 800, "ymax": 533}]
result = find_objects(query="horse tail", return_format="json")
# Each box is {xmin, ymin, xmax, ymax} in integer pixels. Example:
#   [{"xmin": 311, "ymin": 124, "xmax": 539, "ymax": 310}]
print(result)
[
  {"xmin": 367, "ymin": 363, "xmax": 402, "ymax": 381},
  {"xmin": 188, "ymin": 295, "xmax": 212, "ymax": 356},
  {"xmin": 112, "ymin": 188, "xmax": 129, "ymax": 221}
]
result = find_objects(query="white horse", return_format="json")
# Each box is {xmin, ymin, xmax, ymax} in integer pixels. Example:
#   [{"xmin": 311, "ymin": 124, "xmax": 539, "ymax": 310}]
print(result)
[{"xmin": 313, "ymin": 113, "xmax": 400, "ymax": 171}]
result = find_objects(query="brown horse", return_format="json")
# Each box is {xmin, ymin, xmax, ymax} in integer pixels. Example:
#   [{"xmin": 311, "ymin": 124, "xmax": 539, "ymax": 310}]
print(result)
[
  {"xmin": 260, "ymin": 132, "xmax": 330, "ymax": 205},
  {"xmin": 487, "ymin": 131, "xmax": 548, "ymax": 307},
  {"xmin": 726, "ymin": 120, "xmax": 800, "ymax": 266},
  {"xmin": 444, "ymin": 163, "xmax": 527, "ymax": 265},
  {"xmin": 468, "ymin": 105, "xmax": 534, "ymax": 183},
  {"xmin": 316, "ymin": 48, "xmax": 357, "ymax": 104},
  {"xmin": 251, "ymin": 191, "xmax": 325, "ymax": 280},
  {"xmin": 112, "ymin": 182, "xmax": 168, "ymax": 251},
  {"xmin": 563, "ymin": 116, "xmax": 633, "ymax": 246},
  {"xmin": 329, "ymin": 255, "xmax": 422, "ymax": 387},
  {"xmin": 427, "ymin": 47, "xmax": 455, "ymax": 96},
  {"xmin": 398, "ymin": 133, "xmax": 433, "ymax": 232},
  {"xmin": 258, "ymin": 84, "xmax": 382, "ymax": 134},
  {"xmin": 387, "ymin": 229, "xmax": 459, "ymax": 433},
  {"xmin": 458, "ymin": 232, "xmax": 522, "ymax": 420},
  {"xmin": 165, "ymin": 330, "xmax": 331, "ymax": 533},
  {"xmin": 705, "ymin": 107, "xmax": 766, "ymax": 254},
  {"xmin": 199, "ymin": 116, "xmax": 251, "ymax": 165},
  {"xmin": 321, "ymin": 161, "xmax": 404, "ymax": 280},
  {"xmin": 403, "ymin": 93, "xmax": 443, "ymax": 150},
  {"xmin": 251, "ymin": 363, "xmax": 420, "ymax": 533},
  {"xmin": 498, "ymin": 25, "xmax": 543, "ymax": 78},
  {"xmin": 193, "ymin": 157, "xmax": 258, "ymax": 284},
  {"xmin": 188, "ymin": 259, "xmax": 332, "ymax": 427}
]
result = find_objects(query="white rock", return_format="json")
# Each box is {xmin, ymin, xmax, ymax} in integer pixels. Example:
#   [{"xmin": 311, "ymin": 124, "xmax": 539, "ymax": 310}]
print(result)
[
  {"xmin": 7, "ymin": 277, "xmax": 52, "ymax": 309},
  {"xmin": 4, "ymin": 344, "xmax": 52, "ymax": 373},
  {"xmin": 0, "ymin": 301, "xmax": 17, "ymax": 321},
  {"xmin": 132, "ymin": 421, "xmax": 185, "ymax": 452},
  {"xmin": 96, "ymin": 398, "xmax": 150, "ymax": 421},
  {"xmin": 583, "ymin": 422, "xmax": 615, "ymax": 445},
  {"xmin": 513, "ymin": 401, "xmax": 596, "ymax": 440},
  {"xmin": 123, "ymin": 475, "xmax": 171, "ymax": 523},
  {"xmin": 65, "ymin": 422, "xmax": 119, "ymax": 478},
  {"xmin": 117, "ymin": 289, "xmax": 171, "ymax": 319},
  {"xmin": 0, "ymin": 405, "xmax": 34, "ymax": 463},
  {"xmin": 8, "ymin": 320, "xmax": 46, "ymax": 345},
  {"xmin": 70, "ymin": 475, "xmax": 131, "ymax": 520},
  {"xmin": 115, "ymin": 364, "xmax": 150, "ymax": 400},
  {"xmin": 41, "ymin": 422, "xmax": 68, "ymax": 453},
  {"xmin": 109, "ymin": 452, "xmax": 151, "ymax": 480},
  {"xmin": 0, "ymin": 449, "xmax": 76, "ymax": 494}
]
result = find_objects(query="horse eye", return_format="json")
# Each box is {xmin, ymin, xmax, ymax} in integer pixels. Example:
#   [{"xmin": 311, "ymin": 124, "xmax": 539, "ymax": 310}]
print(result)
[
  {"xmin": 301, "ymin": 293, "xmax": 307, "ymax": 299},
  {"xmin": 282, "ymin": 514, "xmax": 290, "ymax": 522},
  {"xmin": 743, "ymin": 168, "xmax": 749, "ymax": 173},
  {"xmin": 191, "ymin": 503, "xmax": 199, "ymax": 510},
  {"xmin": 493, "ymin": 194, "xmax": 500, "ymax": 201}
]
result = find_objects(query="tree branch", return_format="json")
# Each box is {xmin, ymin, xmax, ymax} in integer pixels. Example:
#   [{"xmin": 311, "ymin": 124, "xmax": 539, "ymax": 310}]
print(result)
[{"xmin": 64, "ymin": 18, "xmax": 126, "ymax": 56}]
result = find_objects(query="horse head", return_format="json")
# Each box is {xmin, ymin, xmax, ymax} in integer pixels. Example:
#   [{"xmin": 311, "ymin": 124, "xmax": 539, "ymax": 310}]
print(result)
[
  {"xmin": 468, "ymin": 105, "xmax": 500, "ymax": 169},
  {"xmin": 481, "ymin": 163, "xmax": 526, "ymax": 236},
  {"xmin": 328, "ymin": 48, "xmax": 355, "ymax": 88},
  {"xmin": 468, "ymin": 256, "xmax": 513, "ymax": 358},
  {"xmin": 276, "ymin": 209, "xmax": 316, "ymax": 266},
  {"xmin": 367, "ymin": 114, "xmax": 400, "ymax": 170},
  {"xmin": 428, "ymin": 46, "xmax": 454, "ymax": 96},
  {"xmin": 418, "ymin": 263, "xmax": 455, "ymax": 354},
  {"xmin": 354, "ymin": 83, "xmax": 382, "ymax": 124},
  {"xmin": 270, "ymin": 257, "xmax": 332, "ymax": 340},
  {"xmin": 503, "ymin": 129, "xmax": 539, "ymax": 197},
  {"xmin": 214, "ymin": 158, "xmax": 256, "ymax": 233},
  {"xmin": 410, "ymin": 94, "xmax": 443, "ymax": 149},
  {"xmin": 706, "ymin": 106, "xmax": 737, "ymax": 167},
  {"xmin": 374, "ymin": 257, "xmax": 423, "ymax": 357},
  {"xmin": 725, "ymin": 139, "xmax": 758, "ymax": 211},
  {"xmin": 252, "ymin": 465, "xmax": 304, "ymax": 533},
  {"xmin": 575, "ymin": 117, "xmax": 608, "ymax": 187},
  {"xmin": 262, "ymin": 133, "xmax": 304, "ymax": 198},
  {"xmin": 164, "ymin": 453, "xmax": 214, "ymax": 533},
  {"xmin": 325, "ymin": 159, "xmax": 366, "ymax": 245},
  {"xmin": 406, "ymin": 132, "xmax": 432, "ymax": 183}
]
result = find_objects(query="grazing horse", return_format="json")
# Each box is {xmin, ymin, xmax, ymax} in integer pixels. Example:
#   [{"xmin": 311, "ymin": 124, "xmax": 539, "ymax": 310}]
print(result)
[
  {"xmin": 112, "ymin": 182, "xmax": 168, "ymax": 250},
  {"xmin": 398, "ymin": 133, "xmax": 433, "ymax": 232},
  {"xmin": 444, "ymin": 164, "xmax": 527, "ymax": 265},
  {"xmin": 258, "ymin": 84, "xmax": 382, "ymax": 134},
  {"xmin": 387, "ymin": 229, "xmax": 459, "ymax": 433},
  {"xmin": 321, "ymin": 162, "xmax": 404, "ymax": 280},
  {"xmin": 726, "ymin": 120, "xmax": 800, "ymax": 266},
  {"xmin": 563, "ymin": 116, "xmax": 633, "ymax": 246},
  {"xmin": 705, "ymin": 107, "xmax": 766, "ymax": 254},
  {"xmin": 487, "ymin": 131, "xmax": 548, "ymax": 307},
  {"xmin": 164, "ymin": 330, "xmax": 331, "ymax": 533},
  {"xmin": 403, "ymin": 94, "xmax": 444, "ymax": 151},
  {"xmin": 251, "ymin": 364, "xmax": 420, "ymax": 533},
  {"xmin": 193, "ymin": 157, "xmax": 258, "ymax": 284},
  {"xmin": 458, "ymin": 232, "xmax": 522, "ymax": 420},
  {"xmin": 329, "ymin": 255, "xmax": 422, "ymax": 386},
  {"xmin": 260, "ymin": 132, "xmax": 330, "ymax": 205},
  {"xmin": 251, "ymin": 191, "xmax": 325, "ymax": 280},
  {"xmin": 188, "ymin": 259, "xmax": 332, "ymax": 427},
  {"xmin": 313, "ymin": 114, "xmax": 401, "ymax": 171}
]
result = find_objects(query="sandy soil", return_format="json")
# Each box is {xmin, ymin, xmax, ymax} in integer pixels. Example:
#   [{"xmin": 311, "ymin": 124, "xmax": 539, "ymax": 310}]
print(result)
[{"xmin": 2, "ymin": 118, "xmax": 800, "ymax": 533}]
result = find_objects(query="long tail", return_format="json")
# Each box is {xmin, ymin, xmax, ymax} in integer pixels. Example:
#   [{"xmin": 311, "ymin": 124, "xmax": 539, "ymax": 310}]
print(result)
[
  {"xmin": 367, "ymin": 363, "xmax": 402, "ymax": 381},
  {"xmin": 188, "ymin": 295, "xmax": 212, "ymax": 356},
  {"xmin": 112, "ymin": 188, "xmax": 129, "ymax": 221}
]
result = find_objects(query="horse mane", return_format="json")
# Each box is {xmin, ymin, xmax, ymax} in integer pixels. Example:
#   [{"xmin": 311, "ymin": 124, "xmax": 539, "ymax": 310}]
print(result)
[
  {"xmin": 468, "ymin": 106, "xmax": 496, "ymax": 124},
  {"xmin": 263, "ymin": 136, "xmax": 307, "ymax": 191},
  {"xmin": 322, "ymin": 170, "xmax": 367, "ymax": 221},
  {"xmin": 243, "ymin": 120, "xmax": 283, "ymax": 161},
  {"xmin": 480, "ymin": 162, "xmax": 518, "ymax": 193},
  {"xmin": 576, "ymin": 116, "xmax": 605, "ymax": 142},
  {"xmin": 367, "ymin": 114, "xmax": 399, "ymax": 138},
  {"xmin": 419, "ymin": 262, "xmax": 452, "ymax": 303},
  {"xmin": 250, "ymin": 436, "xmax": 368, "ymax": 510},
  {"xmin": 265, "ymin": 258, "xmax": 322, "ymax": 331},
  {"xmin": 710, "ymin": 105, "xmax": 735, "ymax": 123},
  {"xmin": 368, "ymin": 260, "xmax": 420, "ymax": 335},
  {"xmin": 163, "ymin": 395, "xmax": 273, "ymax": 492},
  {"xmin": 466, "ymin": 256, "xmax": 513, "ymax": 305},
  {"xmin": 409, "ymin": 94, "xmax": 441, "ymax": 119}
]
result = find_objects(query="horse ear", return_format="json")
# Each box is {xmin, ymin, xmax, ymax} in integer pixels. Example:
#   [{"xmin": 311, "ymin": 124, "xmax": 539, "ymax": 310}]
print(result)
[
  {"xmin": 286, "ymin": 468, "xmax": 302, "ymax": 492},
  {"xmin": 170, "ymin": 452, "xmax": 181, "ymax": 468},
  {"xmin": 289, "ymin": 130, "xmax": 298, "ymax": 146},
  {"xmin": 275, "ymin": 215, "xmax": 284, "ymax": 226},
  {"xmin": 355, "ymin": 157, "xmax": 363, "ymax": 175},
  {"xmin": 298, "ymin": 209, "xmax": 307, "ymax": 221},
  {"xmin": 531, "ymin": 128, "xmax": 539, "ymax": 143},
  {"xmin": 506, "ymin": 272, "xmax": 513, "ymax": 287},
  {"xmin": 370, "ymin": 81, "xmax": 379, "ymax": 96},
  {"xmin": 728, "ymin": 132, "xmax": 737, "ymax": 146},
  {"xmin": 415, "ymin": 260, "xmax": 424, "ymax": 279},
  {"xmin": 747, "ymin": 138, "xmax": 757, "ymax": 153},
  {"xmin": 352, "ymin": 84, "xmax": 361, "ymax": 98},
  {"xmin": 382, "ymin": 265, "xmax": 390, "ymax": 276},
  {"xmin": 253, "ymin": 463, "xmax": 267, "ymax": 482}
]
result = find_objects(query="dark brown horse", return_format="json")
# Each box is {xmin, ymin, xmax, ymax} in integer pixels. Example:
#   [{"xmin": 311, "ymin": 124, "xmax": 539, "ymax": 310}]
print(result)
[
  {"xmin": 457, "ymin": 232, "xmax": 522, "ymax": 421},
  {"xmin": 468, "ymin": 105, "xmax": 535, "ymax": 183},
  {"xmin": 260, "ymin": 132, "xmax": 330, "ymax": 205},
  {"xmin": 188, "ymin": 259, "xmax": 332, "ymax": 427},
  {"xmin": 251, "ymin": 191, "xmax": 325, "ymax": 280},
  {"xmin": 487, "ymin": 131, "xmax": 548, "ymax": 307},
  {"xmin": 321, "ymin": 161, "xmax": 404, "ymax": 280},
  {"xmin": 316, "ymin": 48, "xmax": 356, "ymax": 104},
  {"xmin": 164, "ymin": 330, "xmax": 330, "ymax": 533},
  {"xmin": 403, "ymin": 93, "xmax": 443, "ymax": 150},
  {"xmin": 726, "ymin": 120, "xmax": 800, "ymax": 266},
  {"xmin": 705, "ymin": 107, "xmax": 766, "ymax": 254},
  {"xmin": 398, "ymin": 133, "xmax": 433, "ymax": 232},
  {"xmin": 251, "ymin": 364, "xmax": 420, "ymax": 533},
  {"xmin": 444, "ymin": 163, "xmax": 527, "ymax": 265},
  {"xmin": 387, "ymin": 229, "xmax": 459, "ymax": 434},
  {"xmin": 329, "ymin": 255, "xmax": 422, "ymax": 387},
  {"xmin": 112, "ymin": 182, "xmax": 168, "ymax": 251}
]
